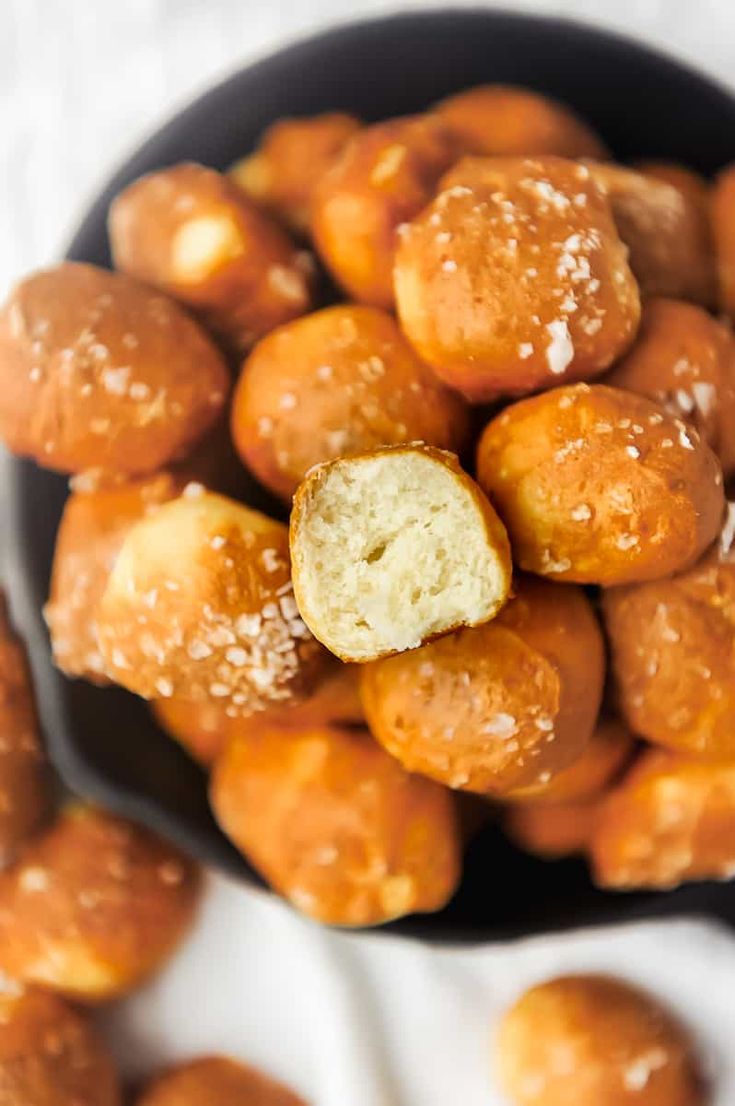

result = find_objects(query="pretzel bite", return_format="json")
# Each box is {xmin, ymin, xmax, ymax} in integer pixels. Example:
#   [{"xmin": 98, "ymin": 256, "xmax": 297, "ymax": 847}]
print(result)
[
  {"xmin": 477, "ymin": 384, "xmax": 724, "ymax": 586},
  {"xmin": 504, "ymin": 796, "xmax": 602, "ymax": 858},
  {"xmin": 109, "ymin": 163, "xmax": 313, "ymax": 355},
  {"xmin": 231, "ymin": 305, "xmax": 471, "ymax": 500},
  {"xmin": 712, "ymin": 163, "xmax": 735, "ymax": 318},
  {"xmin": 590, "ymin": 163, "xmax": 716, "ymax": 306},
  {"xmin": 0, "ymin": 987, "xmax": 121, "ymax": 1106},
  {"xmin": 136, "ymin": 1056, "xmax": 306, "ymax": 1106},
  {"xmin": 360, "ymin": 575, "xmax": 604, "ymax": 796},
  {"xmin": 231, "ymin": 112, "xmax": 361, "ymax": 234},
  {"xmin": 635, "ymin": 162, "xmax": 711, "ymax": 214},
  {"xmin": 496, "ymin": 974, "xmax": 705, "ymax": 1106},
  {"xmin": 606, "ymin": 298, "xmax": 735, "ymax": 475},
  {"xmin": 0, "ymin": 263, "xmax": 228, "ymax": 475},
  {"xmin": 45, "ymin": 473, "xmax": 184, "ymax": 683},
  {"xmin": 0, "ymin": 805, "xmax": 199, "ymax": 1001},
  {"xmin": 591, "ymin": 749, "xmax": 735, "ymax": 889},
  {"xmin": 394, "ymin": 156, "xmax": 639, "ymax": 400},
  {"xmin": 97, "ymin": 487, "xmax": 325, "ymax": 713},
  {"xmin": 211, "ymin": 723, "xmax": 459, "ymax": 926},
  {"xmin": 311, "ymin": 115, "xmax": 459, "ymax": 307},
  {"xmin": 289, "ymin": 445, "xmax": 511, "ymax": 662},
  {"xmin": 505, "ymin": 717, "xmax": 634, "ymax": 804}
]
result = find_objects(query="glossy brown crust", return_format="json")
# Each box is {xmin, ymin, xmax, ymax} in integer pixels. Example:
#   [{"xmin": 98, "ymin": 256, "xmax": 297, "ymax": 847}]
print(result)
[
  {"xmin": 211, "ymin": 724, "xmax": 460, "ymax": 926},
  {"xmin": 504, "ymin": 795, "xmax": 602, "ymax": 858},
  {"xmin": 394, "ymin": 156, "xmax": 640, "ymax": 400},
  {"xmin": 231, "ymin": 305, "xmax": 472, "ymax": 500},
  {"xmin": 711, "ymin": 163, "xmax": 735, "ymax": 318},
  {"xmin": 432, "ymin": 84, "xmax": 607, "ymax": 158},
  {"xmin": 359, "ymin": 575, "xmax": 604, "ymax": 796},
  {"xmin": 590, "ymin": 750, "xmax": 735, "ymax": 890},
  {"xmin": 137, "ymin": 1056, "xmax": 306, "ymax": 1106},
  {"xmin": 0, "ymin": 988, "xmax": 121, "ymax": 1106},
  {"xmin": 231, "ymin": 112, "xmax": 361, "ymax": 234},
  {"xmin": 45, "ymin": 474, "xmax": 184, "ymax": 683},
  {"xmin": 496, "ymin": 974, "xmax": 705, "ymax": 1106},
  {"xmin": 590, "ymin": 162, "xmax": 716, "ymax": 307},
  {"xmin": 0, "ymin": 805, "xmax": 199, "ymax": 1002},
  {"xmin": 505, "ymin": 717, "xmax": 634, "ymax": 804},
  {"xmin": 0, "ymin": 263, "xmax": 228, "ymax": 475},
  {"xmin": 97, "ymin": 489, "xmax": 326, "ymax": 714},
  {"xmin": 635, "ymin": 163, "xmax": 711, "ymax": 214},
  {"xmin": 477, "ymin": 384, "xmax": 725, "ymax": 586},
  {"xmin": 606, "ymin": 298, "xmax": 735, "ymax": 475},
  {"xmin": 311, "ymin": 115, "xmax": 459, "ymax": 307},
  {"xmin": 109, "ymin": 163, "xmax": 313, "ymax": 355}
]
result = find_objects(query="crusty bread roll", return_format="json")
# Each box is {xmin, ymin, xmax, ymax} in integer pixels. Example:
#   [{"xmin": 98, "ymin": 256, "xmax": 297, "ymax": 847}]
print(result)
[
  {"xmin": 211, "ymin": 724, "xmax": 460, "ymax": 926},
  {"xmin": 109, "ymin": 163, "xmax": 313, "ymax": 355},
  {"xmin": 289, "ymin": 445, "xmax": 512, "ymax": 662},
  {"xmin": 496, "ymin": 974, "xmax": 705, "ymax": 1106},
  {"xmin": 96, "ymin": 487, "xmax": 325, "ymax": 714},
  {"xmin": 711, "ymin": 162, "xmax": 735, "ymax": 318},
  {"xmin": 360, "ymin": 575, "xmax": 604, "ymax": 795},
  {"xmin": 505, "ymin": 717, "xmax": 634, "ymax": 804},
  {"xmin": 477, "ymin": 384, "xmax": 724, "ymax": 586},
  {"xmin": 504, "ymin": 795, "xmax": 603, "ymax": 859},
  {"xmin": 136, "ymin": 1056, "xmax": 306, "ymax": 1106},
  {"xmin": 0, "ymin": 805, "xmax": 199, "ymax": 1001},
  {"xmin": 0, "ymin": 263, "xmax": 228, "ymax": 475}
]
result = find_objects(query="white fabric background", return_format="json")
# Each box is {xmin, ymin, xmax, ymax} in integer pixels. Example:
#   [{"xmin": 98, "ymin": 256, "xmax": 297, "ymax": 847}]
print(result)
[{"xmin": 2, "ymin": 1, "xmax": 735, "ymax": 1102}]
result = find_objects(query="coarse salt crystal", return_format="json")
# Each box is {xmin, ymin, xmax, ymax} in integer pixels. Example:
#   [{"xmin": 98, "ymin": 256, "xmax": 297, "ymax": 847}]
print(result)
[{"xmin": 545, "ymin": 320, "xmax": 574, "ymax": 375}]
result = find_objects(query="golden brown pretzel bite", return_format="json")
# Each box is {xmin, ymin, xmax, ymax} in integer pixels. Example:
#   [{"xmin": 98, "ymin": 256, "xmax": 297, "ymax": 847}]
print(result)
[
  {"xmin": 711, "ymin": 162, "xmax": 735, "ymax": 318},
  {"xmin": 505, "ymin": 717, "xmax": 634, "ymax": 804},
  {"xmin": 504, "ymin": 795, "xmax": 603, "ymax": 859},
  {"xmin": 635, "ymin": 162, "xmax": 711, "ymax": 214},
  {"xmin": 136, "ymin": 1055, "xmax": 306, "ymax": 1106}
]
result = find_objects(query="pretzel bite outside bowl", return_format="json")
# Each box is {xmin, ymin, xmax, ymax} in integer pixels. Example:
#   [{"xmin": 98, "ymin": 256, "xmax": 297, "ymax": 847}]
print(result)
[
  {"xmin": 712, "ymin": 163, "xmax": 735, "ymax": 319},
  {"xmin": 109, "ymin": 163, "xmax": 314, "ymax": 356},
  {"xmin": 136, "ymin": 1055, "xmax": 306, "ymax": 1106},
  {"xmin": 231, "ymin": 304, "xmax": 471, "ymax": 501},
  {"xmin": 289, "ymin": 445, "xmax": 512, "ymax": 662},
  {"xmin": 477, "ymin": 384, "xmax": 724, "ymax": 586},
  {"xmin": 0, "ymin": 263, "xmax": 228, "ymax": 476},
  {"xmin": 360, "ymin": 574, "xmax": 604, "ymax": 796},
  {"xmin": 210, "ymin": 723, "xmax": 460, "ymax": 926},
  {"xmin": 394, "ymin": 155, "xmax": 640, "ymax": 401}
]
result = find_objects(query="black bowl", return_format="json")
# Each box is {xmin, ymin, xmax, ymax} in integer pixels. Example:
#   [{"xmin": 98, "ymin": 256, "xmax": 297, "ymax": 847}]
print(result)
[{"xmin": 6, "ymin": 9, "xmax": 735, "ymax": 942}]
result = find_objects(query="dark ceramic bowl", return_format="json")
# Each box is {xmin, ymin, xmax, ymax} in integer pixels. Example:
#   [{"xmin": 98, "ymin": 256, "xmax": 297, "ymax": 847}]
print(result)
[{"xmin": 6, "ymin": 9, "xmax": 735, "ymax": 941}]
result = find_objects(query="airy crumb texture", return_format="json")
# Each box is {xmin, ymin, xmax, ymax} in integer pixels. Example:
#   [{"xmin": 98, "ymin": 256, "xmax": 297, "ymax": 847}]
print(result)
[
  {"xmin": 290, "ymin": 445, "xmax": 512, "ymax": 662},
  {"xmin": 137, "ymin": 1056, "xmax": 307, "ymax": 1106}
]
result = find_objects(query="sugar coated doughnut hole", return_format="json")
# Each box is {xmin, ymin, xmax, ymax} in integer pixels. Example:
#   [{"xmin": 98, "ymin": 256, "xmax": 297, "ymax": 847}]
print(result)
[
  {"xmin": 136, "ymin": 1056, "xmax": 306, "ymax": 1106},
  {"xmin": 394, "ymin": 156, "xmax": 640, "ymax": 401},
  {"xmin": 496, "ymin": 974, "xmax": 706, "ymax": 1106},
  {"xmin": 231, "ymin": 305, "xmax": 471, "ymax": 500},
  {"xmin": 711, "ymin": 163, "xmax": 735, "ymax": 318},
  {"xmin": 0, "ymin": 263, "xmax": 228, "ymax": 475},
  {"xmin": 504, "ymin": 796, "xmax": 604, "ymax": 859},
  {"xmin": 311, "ymin": 115, "xmax": 459, "ymax": 307},
  {"xmin": 211, "ymin": 724, "xmax": 460, "ymax": 926},
  {"xmin": 109, "ymin": 162, "xmax": 314, "ymax": 355},
  {"xmin": 360, "ymin": 575, "xmax": 604, "ymax": 796},
  {"xmin": 477, "ymin": 383, "xmax": 724, "ymax": 585},
  {"xmin": 0, "ymin": 805, "xmax": 199, "ymax": 1001},
  {"xmin": 606, "ymin": 298, "xmax": 735, "ymax": 476},
  {"xmin": 96, "ymin": 487, "xmax": 326, "ymax": 714},
  {"xmin": 231, "ymin": 112, "xmax": 361, "ymax": 234},
  {"xmin": 432, "ymin": 84, "xmax": 607, "ymax": 158}
]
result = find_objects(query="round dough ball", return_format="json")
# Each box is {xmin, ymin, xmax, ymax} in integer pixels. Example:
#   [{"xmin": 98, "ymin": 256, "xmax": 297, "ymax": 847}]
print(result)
[
  {"xmin": 0, "ymin": 263, "xmax": 228, "ymax": 476},
  {"xmin": 360, "ymin": 575, "xmax": 604, "ymax": 796},
  {"xmin": 635, "ymin": 162, "xmax": 711, "ymax": 214},
  {"xmin": 712, "ymin": 162, "xmax": 735, "ymax": 318},
  {"xmin": 96, "ymin": 487, "xmax": 325, "ymax": 715},
  {"xmin": 0, "ymin": 805, "xmax": 199, "ymax": 1001},
  {"xmin": 504, "ymin": 795, "xmax": 603, "ymax": 859},
  {"xmin": 505, "ymin": 717, "xmax": 634, "ymax": 804},
  {"xmin": 496, "ymin": 974, "xmax": 705, "ymax": 1106},
  {"xmin": 477, "ymin": 383, "xmax": 724, "ymax": 585},
  {"xmin": 311, "ymin": 115, "xmax": 459, "ymax": 307},
  {"xmin": 136, "ymin": 1056, "xmax": 306, "ymax": 1106},
  {"xmin": 210, "ymin": 724, "xmax": 460, "ymax": 926},
  {"xmin": 231, "ymin": 304, "xmax": 471, "ymax": 500},
  {"xmin": 109, "ymin": 163, "xmax": 314, "ymax": 355},
  {"xmin": 394, "ymin": 156, "xmax": 640, "ymax": 400}
]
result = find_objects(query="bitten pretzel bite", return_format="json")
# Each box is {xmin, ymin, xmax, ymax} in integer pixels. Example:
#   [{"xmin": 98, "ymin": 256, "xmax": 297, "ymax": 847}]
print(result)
[
  {"xmin": 504, "ymin": 795, "xmax": 603, "ymax": 859},
  {"xmin": 496, "ymin": 974, "xmax": 705, "ymax": 1106},
  {"xmin": 0, "ymin": 805, "xmax": 199, "ymax": 1001},
  {"xmin": 97, "ymin": 487, "xmax": 325, "ymax": 714},
  {"xmin": 231, "ymin": 305, "xmax": 471, "ymax": 500},
  {"xmin": 311, "ymin": 115, "xmax": 459, "ymax": 307},
  {"xmin": 109, "ymin": 163, "xmax": 313, "ymax": 355},
  {"xmin": 432, "ymin": 84, "xmax": 607, "ymax": 159},
  {"xmin": 360, "ymin": 575, "xmax": 604, "ymax": 795},
  {"xmin": 505, "ymin": 717, "xmax": 634, "ymax": 804},
  {"xmin": 394, "ymin": 156, "xmax": 640, "ymax": 400},
  {"xmin": 0, "ymin": 987, "xmax": 121, "ymax": 1106},
  {"xmin": 289, "ymin": 445, "xmax": 512, "ymax": 662},
  {"xmin": 211, "ymin": 724, "xmax": 460, "ymax": 926},
  {"xmin": 477, "ymin": 384, "xmax": 724, "ymax": 586},
  {"xmin": 231, "ymin": 112, "xmax": 361, "ymax": 234},
  {"xmin": 711, "ymin": 163, "xmax": 735, "ymax": 318},
  {"xmin": 606, "ymin": 298, "xmax": 735, "ymax": 476},
  {"xmin": 590, "ymin": 749, "xmax": 735, "ymax": 889},
  {"xmin": 0, "ymin": 263, "xmax": 228, "ymax": 475},
  {"xmin": 136, "ymin": 1056, "xmax": 306, "ymax": 1106}
]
